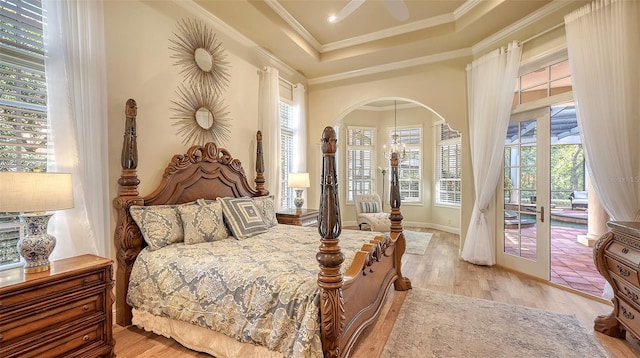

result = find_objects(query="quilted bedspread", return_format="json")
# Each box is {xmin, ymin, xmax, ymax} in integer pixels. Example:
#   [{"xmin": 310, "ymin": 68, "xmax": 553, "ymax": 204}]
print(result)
[{"xmin": 127, "ymin": 224, "xmax": 383, "ymax": 358}]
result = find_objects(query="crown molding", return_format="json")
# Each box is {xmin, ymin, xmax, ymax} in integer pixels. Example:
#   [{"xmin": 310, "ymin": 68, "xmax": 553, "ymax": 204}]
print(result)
[
  {"xmin": 471, "ymin": 0, "xmax": 569, "ymax": 54},
  {"xmin": 321, "ymin": 13, "xmax": 455, "ymax": 53},
  {"xmin": 180, "ymin": 0, "xmax": 302, "ymax": 81},
  {"xmin": 266, "ymin": 0, "xmax": 478, "ymax": 54},
  {"xmin": 454, "ymin": 0, "xmax": 484, "ymax": 19},
  {"xmin": 308, "ymin": 47, "xmax": 472, "ymax": 85},
  {"xmin": 263, "ymin": 0, "xmax": 323, "ymax": 52}
]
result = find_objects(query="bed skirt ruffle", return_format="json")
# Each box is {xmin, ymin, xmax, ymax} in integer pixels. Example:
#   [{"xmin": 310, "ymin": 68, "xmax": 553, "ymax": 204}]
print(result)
[{"xmin": 132, "ymin": 309, "xmax": 284, "ymax": 358}]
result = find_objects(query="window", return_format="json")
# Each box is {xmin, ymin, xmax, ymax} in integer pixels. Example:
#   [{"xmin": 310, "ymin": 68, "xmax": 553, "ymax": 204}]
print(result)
[
  {"xmin": 346, "ymin": 127, "xmax": 375, "ymax": 203},
  {"xmin": 279, "ymin": 100, "xmax": 294, "ymax": 208},
  {"xmin": 389, "ymin": 127, "xmax": 421, "ymax": 203},
  {"xmin": 436, "ymin": 123, "xmax": 461, "ymax": 205},
  {"xmin": 514, "ymin": 59, "xmax": 572, "ymax": 105},
  {"xmin": 0, "ymin": 0, "xmax": 47, "ymax": 269}
]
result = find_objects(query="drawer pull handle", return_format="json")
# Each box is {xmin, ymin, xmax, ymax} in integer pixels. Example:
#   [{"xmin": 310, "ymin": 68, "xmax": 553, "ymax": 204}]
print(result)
[
  {"xmin": 617, "ymin": 265, "xmax": 631, "ymax": 277},
  {"xmin": 622, "ymin": 247, "xmax": 629, "ymax": 254},
  {"xmin": 622, "ymin": 306, "xmax": 635, "ymax": 320},
  {"xmin": 82, "ymin": 278, "xmax": 89, "ymax": 285},
  {"xmin": 83, "ymin": 335, "xmax": 90, "ymax": 342},
  {"xmin": 625, "ymin": 287, "xmax": 639, "ymax": 302},
  {"xmin": 0, "ymin": 333, "xmax": 3, "ymax": 342},
  {"xmin": 83, "ymin": 304, "xmax": 89, "ymax": 311}
]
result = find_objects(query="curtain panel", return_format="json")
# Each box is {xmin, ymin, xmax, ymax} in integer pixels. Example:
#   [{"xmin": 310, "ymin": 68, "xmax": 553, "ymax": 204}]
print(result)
[
  {"xmin": 565, "ymin": 0, "xmax": 640, "ymax": 223},
  {"xmin": 259, "ymin": 67, "xmax": 282, "ymax": 210},
  {"xmin": 292, "ymin": 83, "xmax": 307, "ymax": 205},
  {"xmin": 43, "ymin": 0, "xmax": 108, "ymax": 259},
  {"xmin": 461, "ymin": 41, "xmax": 522, "ymax": 265}
]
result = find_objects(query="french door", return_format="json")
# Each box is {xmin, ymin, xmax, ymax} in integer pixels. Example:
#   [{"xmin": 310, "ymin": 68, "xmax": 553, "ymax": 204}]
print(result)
[{"xmin": 497, "ymin": 108, "xmax": 550, "ymax": 280}]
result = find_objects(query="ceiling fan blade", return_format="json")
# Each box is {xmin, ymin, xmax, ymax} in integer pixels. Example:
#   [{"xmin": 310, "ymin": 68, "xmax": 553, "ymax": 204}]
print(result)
[
  {"xmin": 330, "ymin": 0, "xmax": 366, "ymax": 23},
  {"xmin": 383, "ymin": 0, "xmax": 409, "ymax": 22}
]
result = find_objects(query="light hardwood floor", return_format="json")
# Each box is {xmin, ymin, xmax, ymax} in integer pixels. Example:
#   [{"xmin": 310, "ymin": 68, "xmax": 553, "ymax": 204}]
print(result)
[{"xmin": 113, "ymin": 228, "xmax": 640, "ymax": 357}]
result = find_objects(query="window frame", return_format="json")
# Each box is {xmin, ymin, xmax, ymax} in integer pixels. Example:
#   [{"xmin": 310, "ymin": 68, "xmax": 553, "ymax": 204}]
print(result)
[
  {"xmin": 346, "ymin": 126, "xmax": 376, "ymax": 204},
  {"xmin": 0, "ymin": 0, "xmax": 48, "ymax": 270},
  {"xmin": 279, "ymin": 99, "xmax": 294, "ymax": 209},
  {"xmin": 435, "ymin": 122, "xmax": 461, "ymax": 207},
  {"xmin": 388, "ymin": 125, "xmax": 422, "ymax": 204}
]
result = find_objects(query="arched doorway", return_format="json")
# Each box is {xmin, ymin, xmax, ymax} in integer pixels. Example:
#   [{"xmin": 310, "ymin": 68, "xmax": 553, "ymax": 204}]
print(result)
[{"xmin": 331, "ymin": 97, "xmax": 461, "ymax": 233}]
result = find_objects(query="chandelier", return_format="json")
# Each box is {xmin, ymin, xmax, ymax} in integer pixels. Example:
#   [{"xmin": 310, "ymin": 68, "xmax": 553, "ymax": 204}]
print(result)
[{"xmin": 383, "ymin": 100, "xmax": 406, "ymax": 160}]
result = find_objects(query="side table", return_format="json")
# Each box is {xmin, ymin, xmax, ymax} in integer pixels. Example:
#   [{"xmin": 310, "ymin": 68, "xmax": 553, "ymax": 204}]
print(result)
[{"xmin": 276, "ymin": 208, "xmax": 319, "ymax": 227}]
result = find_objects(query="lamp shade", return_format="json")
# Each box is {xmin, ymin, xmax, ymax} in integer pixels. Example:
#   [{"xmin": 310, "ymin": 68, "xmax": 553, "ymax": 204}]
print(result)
[
  {"xmin": 0, "ymin": 172, "xmax": 74, "ymax": 212},
  {"xmin": 288, "ymin": 173, "xmax": 310, "ymax": 189}
]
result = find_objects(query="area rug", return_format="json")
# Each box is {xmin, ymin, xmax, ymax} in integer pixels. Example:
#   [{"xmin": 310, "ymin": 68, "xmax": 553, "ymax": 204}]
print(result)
[
  {"xmin": 381, "ymin": 288, "xmax": 608, "ymax": 358},
  {"xmin": 403, "ymin": 230, "xmax": 433, "ymax": 255}
]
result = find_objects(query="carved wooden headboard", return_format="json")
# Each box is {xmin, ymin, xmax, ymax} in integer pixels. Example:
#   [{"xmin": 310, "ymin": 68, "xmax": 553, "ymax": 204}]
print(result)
[{"xmin": 112, "ymin": 99, "xmax": 268, "ymax": 325}]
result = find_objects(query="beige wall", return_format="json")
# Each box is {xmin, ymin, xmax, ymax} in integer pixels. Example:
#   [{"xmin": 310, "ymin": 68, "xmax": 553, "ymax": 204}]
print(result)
[{"xmin": 105, "ymin": 1, "xmax": 266, "ymax": 260}]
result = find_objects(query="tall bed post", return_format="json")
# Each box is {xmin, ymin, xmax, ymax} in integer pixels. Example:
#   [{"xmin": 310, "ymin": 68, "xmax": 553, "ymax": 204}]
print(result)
[
  {"xmin": 317, "ymin": 127, "xmax": 345, "ymax": 358},
  {"xmin": 113, "ymin": 99, "xmax": 144, "ymax": 325},
  {"xmin": 254, "ymin": 131, "xmax": 268, "ymax": 196},
  {"xmin": 389, "ymin": 151, "xmax": 412, "ymax": 291}
]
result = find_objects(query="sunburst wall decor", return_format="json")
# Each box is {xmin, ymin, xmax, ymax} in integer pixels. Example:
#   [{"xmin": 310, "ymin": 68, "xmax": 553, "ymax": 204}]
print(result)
[
  {"xmin": 171, "ymin": 84, "xmax": 231, "ymax": 146},
  {"xmin": 170, "ymin": 18, "xmax": 230, "ymax": 96}
]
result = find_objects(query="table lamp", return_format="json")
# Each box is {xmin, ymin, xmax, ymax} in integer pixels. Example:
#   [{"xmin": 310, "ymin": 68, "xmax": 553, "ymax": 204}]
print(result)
[
  {"xmin": 288, "ymin": 172, "xmax": 310, "ymax": 210},
  {"xmin": 0, "ymin": 171, "xmax": 74, "ymax": 273}
]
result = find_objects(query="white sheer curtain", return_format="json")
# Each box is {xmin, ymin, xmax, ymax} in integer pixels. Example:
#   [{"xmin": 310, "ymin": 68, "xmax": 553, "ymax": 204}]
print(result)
[
  {"xmin": 292, "ymin": 84, "xmax": 307, "ymax": 173},
  {"xmin": 291, "ymin": 83, "xmax": 307, "ymax": 205},
  {"xmin": 565, "ymin": 0, "xmax": 640, "ymax": 223},
  {"xmin": 43, "ymin": 0, "xmax": 109, "ymax": 260},
  {"xmin": 259, "ymin": 66, "xmax": 282, "ymax": 209},
  {"xmin": 461, "ymin": 41, "xmax": 522, "ymax": 265}
]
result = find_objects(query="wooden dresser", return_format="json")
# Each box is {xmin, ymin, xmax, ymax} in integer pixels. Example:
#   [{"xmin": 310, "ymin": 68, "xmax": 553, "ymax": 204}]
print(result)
[
  {"xmin": 594, "ymin": 221, "xmax": 640, "ymax": 340},
  {"xmin": 276, "ymin": 208, "xmax": 319, "ymax": 227},
  {"xmin": 0, "ymin": 254, "xmax": 114, "ymax": 358}
]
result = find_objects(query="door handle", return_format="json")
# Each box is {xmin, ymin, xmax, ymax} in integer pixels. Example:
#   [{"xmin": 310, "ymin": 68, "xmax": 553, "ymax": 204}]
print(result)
[{"xmin": 535, "ymin": 206, "xmax": 544, "ymax": 223}]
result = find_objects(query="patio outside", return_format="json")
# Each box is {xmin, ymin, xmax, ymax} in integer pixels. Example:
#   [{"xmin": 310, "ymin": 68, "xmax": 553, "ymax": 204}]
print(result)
[{"xmin": 503, "ymin": 104, "xmax": 606, "ymax": 298}]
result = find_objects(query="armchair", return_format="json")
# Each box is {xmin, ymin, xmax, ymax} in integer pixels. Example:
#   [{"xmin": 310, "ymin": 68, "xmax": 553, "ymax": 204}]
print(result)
[
  {"xmin": 569, "ymin": 190, "xmax": 588, "ymax": 210},
  {"xmin": 355, "ymin": 193, "xmax": 390, "ymax": 232}
]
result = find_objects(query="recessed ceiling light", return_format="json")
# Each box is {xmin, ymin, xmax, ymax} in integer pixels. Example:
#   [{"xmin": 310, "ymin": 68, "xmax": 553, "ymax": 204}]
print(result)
[{"xmin": 328, "ymin": 15, "xmax": 337, "ymax": 23}]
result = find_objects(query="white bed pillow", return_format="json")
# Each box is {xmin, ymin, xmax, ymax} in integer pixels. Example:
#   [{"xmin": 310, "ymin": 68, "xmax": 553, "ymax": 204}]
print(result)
[
  {"xmin": 178, "ymin": 199, "xmax": 229, "ymax": 244},
  {"xmin": 220, "ymin": 197, "xmax": 268, "ymax": 239},
  {"xmin": 252, "ymin": 195, "xmax": 278, "ymax": 228}
]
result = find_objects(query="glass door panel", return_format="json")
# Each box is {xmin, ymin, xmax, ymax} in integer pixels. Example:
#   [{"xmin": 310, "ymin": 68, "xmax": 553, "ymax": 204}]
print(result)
[{"xmin": 498, "ymin": 109, "xmax": 550, "ymax": 280}]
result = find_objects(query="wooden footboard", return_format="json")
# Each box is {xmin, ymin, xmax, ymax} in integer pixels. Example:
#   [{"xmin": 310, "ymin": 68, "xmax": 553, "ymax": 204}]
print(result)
[{"xmin": 317, "ymin": 127, "xmax": 410, "ymax": 358}]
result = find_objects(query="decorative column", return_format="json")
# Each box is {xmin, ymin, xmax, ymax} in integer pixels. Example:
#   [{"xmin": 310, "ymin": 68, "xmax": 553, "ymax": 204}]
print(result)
[{"xmin": 577, "ymin": 181, "xmax": 610, "ymax": 247}]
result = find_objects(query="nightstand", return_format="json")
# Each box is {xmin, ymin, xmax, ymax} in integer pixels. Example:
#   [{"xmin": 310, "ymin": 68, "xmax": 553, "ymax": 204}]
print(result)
[
  {"xmin": 276, "ymin": 208, "xmax": 319, "ymax": 227},
  {"xmin": 0, "ymin": 254, "xmax": 114, "ymax": 358}
]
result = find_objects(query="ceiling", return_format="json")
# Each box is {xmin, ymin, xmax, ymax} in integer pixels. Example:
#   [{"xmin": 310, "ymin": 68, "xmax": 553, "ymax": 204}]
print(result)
[{"xmin": 193, "ymin": 0, "xmax": 588, "ymax": 84}]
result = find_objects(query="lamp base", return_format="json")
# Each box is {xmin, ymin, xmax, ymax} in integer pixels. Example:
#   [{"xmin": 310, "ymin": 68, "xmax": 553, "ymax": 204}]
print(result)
[
  {"xmin": 294, "ymin": 189, "xmax": 304, "ymax": 210},
  {"xmin": 18, "ymin": 213, "xmax": 56, "ymax": 273}
]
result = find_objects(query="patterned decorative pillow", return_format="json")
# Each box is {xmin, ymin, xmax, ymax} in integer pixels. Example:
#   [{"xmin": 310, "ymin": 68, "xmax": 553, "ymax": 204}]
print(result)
[
  {"xmin": 253, "ymin": 195, "xmax": 278, "ymax": 228},
  {"xmin": 360, "ymin": 201, "xmax": 380, "ymax": 213},
  {"xmin": 130, "ymin": 204, "xmax": 186, "ymax": 250},
  {"xmin": 178, "ymin": 199, "xmax": 229, "ymax": 244},
  {"xmin": 220, "ymin": 197, "xmax": 268, "ymax": 239}
]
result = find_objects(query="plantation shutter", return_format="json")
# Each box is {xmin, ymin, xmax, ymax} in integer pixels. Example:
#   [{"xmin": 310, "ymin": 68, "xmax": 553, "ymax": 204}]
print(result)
[
  {"xmin": 0, "ymin": 0, "xmax": 47, "ymax": 268},
  {"xmin": 1, "ymin": 0, "xmax": 48, "ymax": 171},
  {"xmin": 279, "ymin": 101, "xmax": 294, "ymax": 208}
]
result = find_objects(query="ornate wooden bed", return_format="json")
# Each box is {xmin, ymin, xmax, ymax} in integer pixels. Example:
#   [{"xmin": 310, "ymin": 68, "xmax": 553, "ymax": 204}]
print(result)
[{"xmin": 113, "ymin": 99, "xmax": 411, "ymax": 357}]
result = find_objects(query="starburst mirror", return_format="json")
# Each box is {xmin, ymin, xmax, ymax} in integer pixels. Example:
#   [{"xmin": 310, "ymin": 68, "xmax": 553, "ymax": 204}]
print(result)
[
  {"xmin": 170, "ymin": 18, "xmax": 230, "ymax": 96},
  {"xmin": 171, "ymin": 85, "xmax": 231, "ymax": 146}
]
